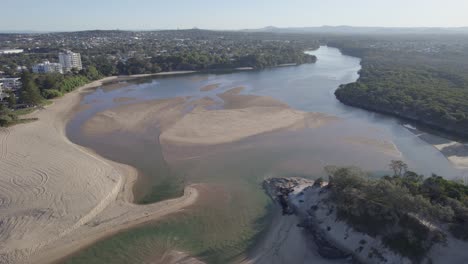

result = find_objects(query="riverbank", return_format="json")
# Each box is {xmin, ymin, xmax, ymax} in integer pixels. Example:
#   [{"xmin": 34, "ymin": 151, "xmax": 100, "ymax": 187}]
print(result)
[
  {"xmin": 0, "ymin": 73, "xmax": 200, "ymax": 264},
  {"xmin": 399, "ymin": 124, "xmax": 468, "ymax": 170}
]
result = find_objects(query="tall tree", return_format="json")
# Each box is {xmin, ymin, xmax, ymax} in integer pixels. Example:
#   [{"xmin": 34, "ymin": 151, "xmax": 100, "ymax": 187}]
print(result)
[{"xmin": 20, "ymin": 71, "xmax": 43, "ymax": 106}]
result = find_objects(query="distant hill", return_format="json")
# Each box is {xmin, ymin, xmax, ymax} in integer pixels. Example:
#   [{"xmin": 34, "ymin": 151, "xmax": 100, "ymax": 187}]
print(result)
[{"xmin": 241, "ymin": 26, "xmax": 468, "ymax": 35}]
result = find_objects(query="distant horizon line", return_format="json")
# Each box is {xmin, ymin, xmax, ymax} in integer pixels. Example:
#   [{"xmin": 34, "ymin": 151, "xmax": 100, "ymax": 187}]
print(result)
[{"xmin": 2, "ymin": 25, "xmax": 468, "ymax": 34}]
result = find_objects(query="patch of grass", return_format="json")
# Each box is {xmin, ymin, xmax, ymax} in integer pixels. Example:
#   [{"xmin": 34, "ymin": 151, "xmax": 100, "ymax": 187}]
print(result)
[
  {"xmin": 6, "ymin": 118, "xmax": 38, "ymax": 126},
  {"xmin": 13, "ymin": 107, "xmax": 36, "ymax": 116}
]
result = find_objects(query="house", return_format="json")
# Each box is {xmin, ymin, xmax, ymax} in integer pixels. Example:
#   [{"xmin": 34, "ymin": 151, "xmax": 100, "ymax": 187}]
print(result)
[
  {"xmin": 0, "ymin": 78, "xmax": 22, "ymax": 91},
  {"xmin": 32, "ymin": 60, "xmax": 63, "ymax": 74}
]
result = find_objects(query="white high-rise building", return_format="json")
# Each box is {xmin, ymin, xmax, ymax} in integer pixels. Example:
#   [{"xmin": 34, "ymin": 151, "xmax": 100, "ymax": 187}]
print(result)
[
  {"xmin": 32, "ymin": 60, "xmax": 63, "ymax": 74},
  {"xmin": 59, "ymin": 50, "xmax": 82, "ymax": 72}
]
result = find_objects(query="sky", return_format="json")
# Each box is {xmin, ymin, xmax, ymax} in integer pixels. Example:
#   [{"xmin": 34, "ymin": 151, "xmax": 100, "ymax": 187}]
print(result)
[{"xmin": 2, "ymin": 0, "xmax": 468, "ymax": 31}]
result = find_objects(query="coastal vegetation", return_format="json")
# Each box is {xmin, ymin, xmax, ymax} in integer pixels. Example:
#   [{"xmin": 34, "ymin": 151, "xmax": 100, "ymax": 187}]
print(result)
[
  {"xmin": 331, "ymin": 35, "xmax": 468, "ymax": 137},
  {"xmin": 0, "ymin": 68, "xmax": 101, "ymax": 126},
  {"xmin": 326, "ymin": 161, "xmax": 468, "ymax": 261}
]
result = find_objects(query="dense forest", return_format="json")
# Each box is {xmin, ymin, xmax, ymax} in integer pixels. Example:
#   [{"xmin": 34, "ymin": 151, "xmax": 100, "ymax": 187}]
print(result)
[
  {"xmin": 331, "ymin": 35, "xmax": 468, "ymax": 137},
  {"xmin": 327, "ymin": 161, "xmax": 468, "ymax": 261}
]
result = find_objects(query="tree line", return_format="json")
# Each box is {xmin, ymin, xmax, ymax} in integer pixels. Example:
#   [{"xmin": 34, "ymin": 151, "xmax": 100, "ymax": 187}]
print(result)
[
  {"xmin": 327, "ymin": 161, "xmax": 468, "ymax": 262},
  {"xmin": 331, "ymin": 37, "xmax": 468, "ymax": 137}
]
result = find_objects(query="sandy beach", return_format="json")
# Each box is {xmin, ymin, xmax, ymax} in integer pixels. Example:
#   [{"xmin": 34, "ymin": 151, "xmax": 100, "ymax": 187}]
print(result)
[{"xmin": 0, "ymin": 73, "xmax": 200, "ymax": 264}]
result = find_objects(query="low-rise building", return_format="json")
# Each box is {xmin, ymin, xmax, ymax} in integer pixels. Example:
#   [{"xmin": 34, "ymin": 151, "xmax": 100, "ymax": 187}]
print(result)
[
  {"xmin": 32, "ymin": 60, "xmax": 63, "ymax": 74},
  {"xmin": 0, "ymin": 49, "xmax": 24, "ymax": 54},
  {"xmin": 0, "ymin": 78, "xmax": 22, "ymax": 91}
]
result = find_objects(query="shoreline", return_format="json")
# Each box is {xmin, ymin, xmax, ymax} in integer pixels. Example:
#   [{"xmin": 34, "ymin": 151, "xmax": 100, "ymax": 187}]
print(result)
[
  {"xmin": 400, "ymin": 123, "xmax": 468, "ymax": 170},
  {"xmin": 0, "ymin": 72, "xmax": 200, "ymax": 264}
]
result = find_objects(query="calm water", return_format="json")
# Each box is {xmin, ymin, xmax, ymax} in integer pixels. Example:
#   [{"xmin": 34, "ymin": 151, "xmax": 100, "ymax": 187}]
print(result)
[{"xmin": 64, "ymin": 46, "xmax": 467, "ymax": 263}]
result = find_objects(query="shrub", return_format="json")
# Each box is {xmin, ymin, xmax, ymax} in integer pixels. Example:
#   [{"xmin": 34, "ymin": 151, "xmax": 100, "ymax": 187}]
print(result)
[{"xmin": 42, "ymin": 89, "xmax": 63, "ymax": 99}]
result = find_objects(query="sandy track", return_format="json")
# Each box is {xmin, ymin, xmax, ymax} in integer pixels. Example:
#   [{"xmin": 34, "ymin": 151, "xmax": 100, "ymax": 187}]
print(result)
[{"xmin": 0, "ymin": 74, "xmax": 200, "ymax": 264}]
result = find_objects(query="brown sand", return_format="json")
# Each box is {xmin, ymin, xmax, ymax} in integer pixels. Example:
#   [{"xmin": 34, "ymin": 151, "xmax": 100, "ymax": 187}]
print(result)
[
  {"xmin": 343, "ymin": 136, "xmax": 402, "ymax": 157},
  {"xmin": 83, "ymin": 97, "xmax": 187, "ymax": 136},
  {"xmin": 200, "ymin": 83, "xmax": 220, "ymax": 92},
  {"xmin": 218, "ymin": 87, "xmax": 287, "ymax": 109}
]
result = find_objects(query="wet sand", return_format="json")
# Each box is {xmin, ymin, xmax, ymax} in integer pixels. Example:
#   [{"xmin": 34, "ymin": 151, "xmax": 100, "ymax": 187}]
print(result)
[
  {"xmin": 402, "ymin": 124, "xmax": 468, "ymax": 170},
  {"xmin": 200, "ymin": 83, "xmax": 220, "ymax": 92}
]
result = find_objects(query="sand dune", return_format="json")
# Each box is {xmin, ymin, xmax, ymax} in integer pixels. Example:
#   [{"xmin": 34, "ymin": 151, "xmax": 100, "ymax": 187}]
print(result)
[{"xmin": 0, "ymin": 76, "xmax": 200, "ymax": 264}]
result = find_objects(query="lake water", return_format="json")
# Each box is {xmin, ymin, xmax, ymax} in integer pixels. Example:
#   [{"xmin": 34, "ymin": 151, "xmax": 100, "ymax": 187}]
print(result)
[{"xmin": 63, "ymin": 46, "xmax": 467, "ymax": 263}]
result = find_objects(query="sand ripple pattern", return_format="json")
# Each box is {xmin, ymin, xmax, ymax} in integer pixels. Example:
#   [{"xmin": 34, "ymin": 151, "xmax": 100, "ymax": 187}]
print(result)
[
  {"xmin": 0, "ymin": 82, "xmax": 122, "ymax": 264},
  {"xmin": 0, "ymin": 78, "xmax": 200, "ymax": 264}
]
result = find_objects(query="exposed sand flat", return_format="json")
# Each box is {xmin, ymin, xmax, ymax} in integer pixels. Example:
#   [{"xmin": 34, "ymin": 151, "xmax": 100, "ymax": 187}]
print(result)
[
  {"xmin": 160, "ymin": 87, "xmax": 336, "ymax": 146},
  {"xmin": 112, "ymin": 96, "xmax": 136, "ymax": 103},
  {"xmin": 189, "ymin": 96, "xmax": 219, "ymax": 109},
  {"xmin": 343, "ymin": 136, "xmax": 402, "ymax": 157},
  {"xmin": 83, "ymin": 97, "xmax": 187, "ymax": 136},
  {"xmin": 0, "ymin": 76, "xmax": 200, "ymax": 264},
  {"xmin": 33, "ymin": 185, "xmax": 199, "ymax": 264},
  {"xmin": 158, "ymin": 251, "xmax": 205, "ymax": 264},
  {"xmin": 83, "ymin": 87, "xmax": 338, "ymax": 147},
  {"xmin": 434, "ymin": 141, "xmax": 468, "ymax": 169},
  {"xmin": 160, "ymin": 106, "xmax": 316, "ymax": 145},
  {"xmin": 218, "ymin": 87, "xmax": 288, "ymax": 109},
  {"xmin": 200, "ymin": 83, "xmax": 220, "ymax": 92},
  {"xmin": 402, "ymin": 125, "xmax": 468, "ymax": 170}
]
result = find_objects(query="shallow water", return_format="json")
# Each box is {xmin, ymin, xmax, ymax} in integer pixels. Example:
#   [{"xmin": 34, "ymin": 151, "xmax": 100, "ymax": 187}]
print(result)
[{"xmin": 64, "ymin": 46, "xmax": 467, "ymax": 263}]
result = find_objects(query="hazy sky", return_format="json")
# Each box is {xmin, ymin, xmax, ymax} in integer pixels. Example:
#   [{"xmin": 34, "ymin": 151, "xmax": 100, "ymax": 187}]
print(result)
[{"xmin": 2, "ymin": 0, "xmax": 468, "ymax": 31}]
